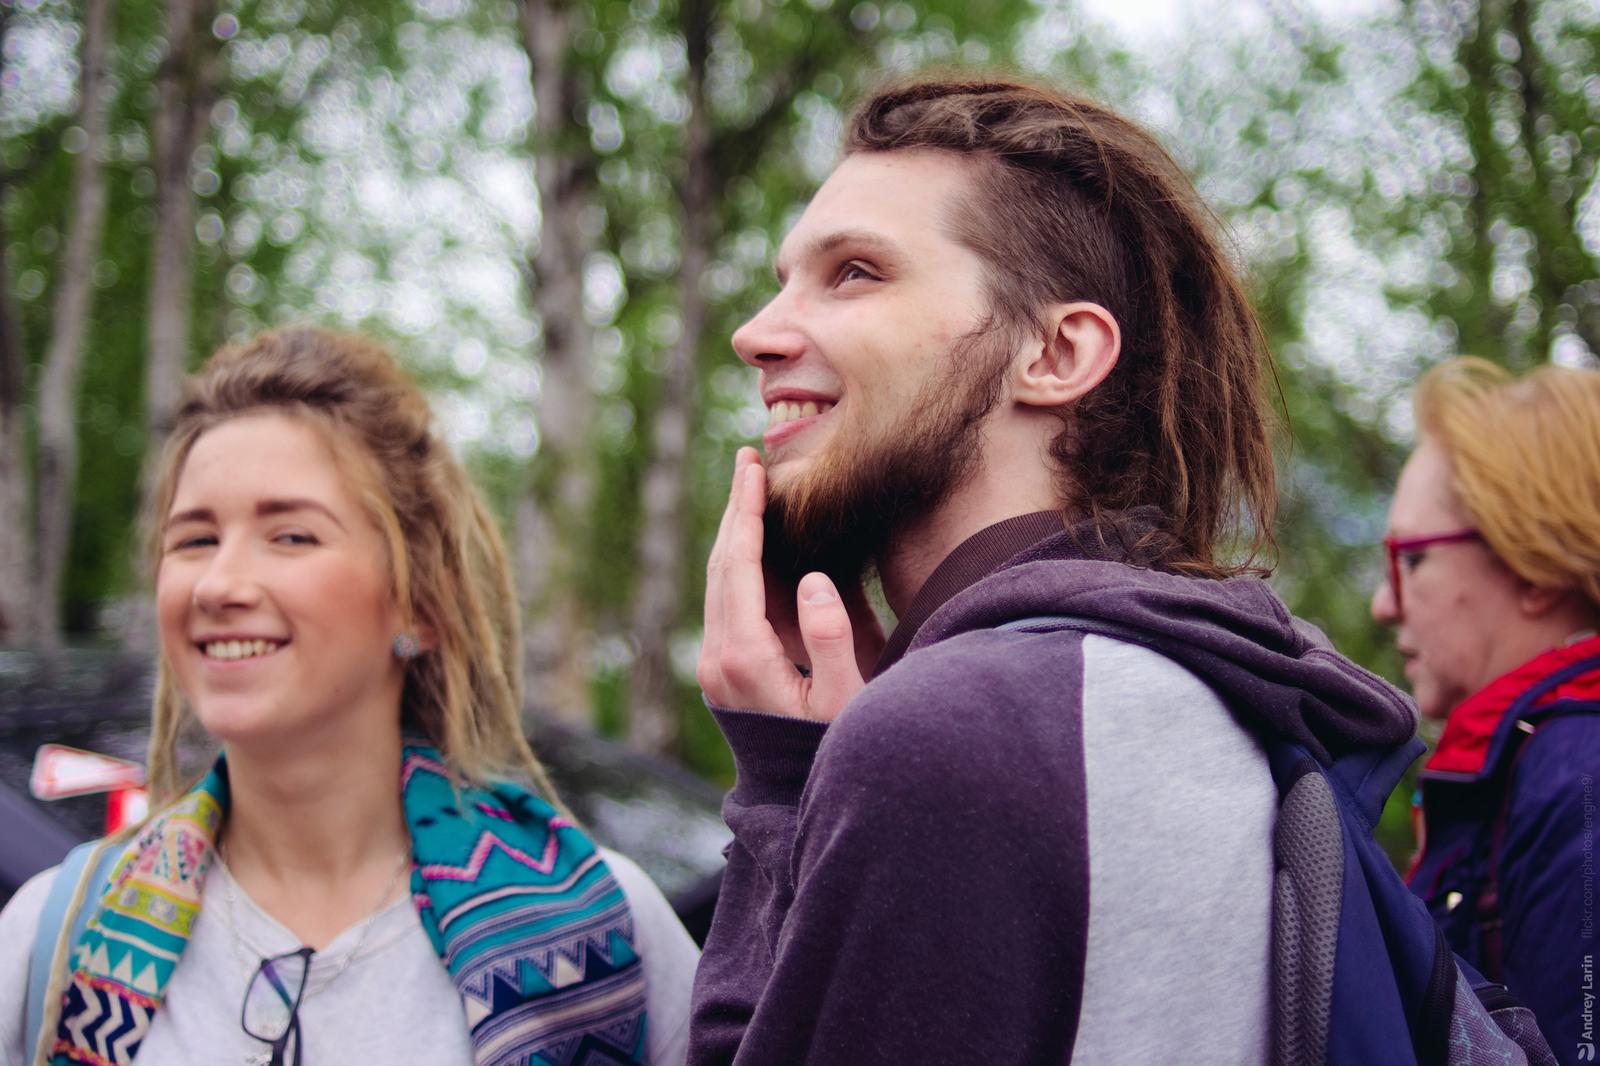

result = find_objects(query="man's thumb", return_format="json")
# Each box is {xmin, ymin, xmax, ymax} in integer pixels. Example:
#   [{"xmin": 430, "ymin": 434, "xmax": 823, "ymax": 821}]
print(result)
[{"xmin": 796, "ymin": 572, "xmax": 864, "ymax": 721}]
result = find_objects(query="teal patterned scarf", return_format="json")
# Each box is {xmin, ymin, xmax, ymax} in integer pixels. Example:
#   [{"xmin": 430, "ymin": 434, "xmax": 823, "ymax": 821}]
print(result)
[{"xmin": 50, "ymin": 742, "xmax": 649, "ymax": 1066}]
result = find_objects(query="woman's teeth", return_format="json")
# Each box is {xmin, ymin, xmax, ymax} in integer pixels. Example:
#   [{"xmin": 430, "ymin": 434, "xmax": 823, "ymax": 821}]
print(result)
[
  {"xmin": 203, "ymin": 639, "xmax": 281, "ymax": 661},
  {"xmin": 768, "ymin": 400, "xmax": 833, "ymax": 427}
]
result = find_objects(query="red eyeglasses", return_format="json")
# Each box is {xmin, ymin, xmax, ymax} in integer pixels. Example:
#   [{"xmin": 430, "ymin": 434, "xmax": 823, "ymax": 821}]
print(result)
[{"xmin": 1382, "ymin": 529, "xmax": 1481, "ymax": 613}]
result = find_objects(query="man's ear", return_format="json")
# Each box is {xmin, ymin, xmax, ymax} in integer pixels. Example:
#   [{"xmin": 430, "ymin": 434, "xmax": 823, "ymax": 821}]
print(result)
[{"xmin": 1011, "ymin": 302, "xmax": 1121, "ymax": 409}]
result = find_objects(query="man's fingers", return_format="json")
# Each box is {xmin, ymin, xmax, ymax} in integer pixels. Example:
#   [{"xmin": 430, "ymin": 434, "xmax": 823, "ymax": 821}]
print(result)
[
  {"xmin": 796, "ymin": 572, "xmax": 865, "ymax": 722},
  {"xmin": 701, "ymin": 453, "xmax": 753, "ymax": 675},
  {"xmin": 700, "ymin": 450, "xmax": 851, "ymax": 723},
  {"xmin": 706, "ymin": 448, "xmax": 758, "ymax": 579},
  {"xmin": 700, "ymin": 450, "xmax": 760, "ymax": 695},
  {"xmin": 722, "ymin": 457, "xmax": 768, "ymax": 601},
  {"xmin": 700, "ymin": 450, "xmax": 797, "ymax": 707}
]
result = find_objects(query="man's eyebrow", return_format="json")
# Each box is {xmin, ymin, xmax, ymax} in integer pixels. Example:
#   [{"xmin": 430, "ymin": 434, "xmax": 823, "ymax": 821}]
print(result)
[{"xmin": 773, "ymin": 229, "xmax": 899, "ymax": 283}]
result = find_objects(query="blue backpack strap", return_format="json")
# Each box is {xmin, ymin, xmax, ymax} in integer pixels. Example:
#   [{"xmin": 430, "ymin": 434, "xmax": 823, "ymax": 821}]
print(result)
[{"xmin": 25, "ymin": 838, "xmax": 121, "ymax": 1064}]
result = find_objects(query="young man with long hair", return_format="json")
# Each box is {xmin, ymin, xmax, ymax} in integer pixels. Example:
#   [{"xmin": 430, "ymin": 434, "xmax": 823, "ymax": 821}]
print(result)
[{"xmin": 693, "ymin": 76, "xmax": 1421, "ymax": 1064}]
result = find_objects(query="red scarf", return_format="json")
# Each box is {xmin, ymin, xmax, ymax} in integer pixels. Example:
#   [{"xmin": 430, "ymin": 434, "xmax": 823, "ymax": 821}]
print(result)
[{"xmin": 1426, "ymin": 634, "xmax": 1600, "ymax": 775}]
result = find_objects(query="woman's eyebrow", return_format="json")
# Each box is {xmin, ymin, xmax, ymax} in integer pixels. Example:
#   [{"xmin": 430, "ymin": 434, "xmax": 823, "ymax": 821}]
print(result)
[
  {"xmin": 162, "ymin": 499, "xmax": 348, "ymax": 532},
  {"xmin": 163, "ymin": 507, "xmax": 214, "ymax": 530},
  {"xmin": 256, "ymin": 497, "xmax": 348, "ymax": 531}
]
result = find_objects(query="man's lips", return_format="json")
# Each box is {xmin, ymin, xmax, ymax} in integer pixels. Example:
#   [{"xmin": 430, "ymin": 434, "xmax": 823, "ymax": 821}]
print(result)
[
  {"xmin": 762, "ymin": 396, "xmax": 836, "ymax": 449},
  {"xmin": 767, "ymin": 399, "xmax": 835, "ymax": 428}
]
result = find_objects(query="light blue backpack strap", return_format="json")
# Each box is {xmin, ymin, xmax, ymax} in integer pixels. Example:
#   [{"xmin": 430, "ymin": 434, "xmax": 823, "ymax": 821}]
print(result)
[{"xmin": 25, "ymin": 839, "xmax": 120, "ymax": 1064}]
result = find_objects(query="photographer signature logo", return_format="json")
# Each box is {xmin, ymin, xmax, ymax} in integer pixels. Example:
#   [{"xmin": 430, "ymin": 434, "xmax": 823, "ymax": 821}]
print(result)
[{"xmin": 1583, "ymin": 953, "xmax": 1595, "ymax": 1060}]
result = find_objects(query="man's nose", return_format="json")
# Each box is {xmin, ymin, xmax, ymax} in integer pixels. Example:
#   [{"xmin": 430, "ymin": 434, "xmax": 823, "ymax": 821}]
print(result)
[{"xmin": 731, "ymin": 288, "xmax": 806, "ymax": 369}]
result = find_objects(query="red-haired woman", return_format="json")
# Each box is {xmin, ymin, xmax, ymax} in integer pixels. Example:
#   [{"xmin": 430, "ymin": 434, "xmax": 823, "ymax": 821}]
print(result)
[{"xmin": 1374, "ymin": 356, "xmax": 1600, "ymax": 1064}]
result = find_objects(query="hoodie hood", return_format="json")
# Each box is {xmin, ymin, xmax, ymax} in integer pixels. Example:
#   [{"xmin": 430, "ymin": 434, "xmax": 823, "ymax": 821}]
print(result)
[{"xmin": 908, "ymin": 519, "xmax": 1419, "ymax": 765}]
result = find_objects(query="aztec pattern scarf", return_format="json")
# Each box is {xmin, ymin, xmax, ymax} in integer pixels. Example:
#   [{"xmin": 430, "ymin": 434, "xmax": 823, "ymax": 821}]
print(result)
[{"xmin": 50, "ymin": 742, "xmax": 649, "ymax": 1066}]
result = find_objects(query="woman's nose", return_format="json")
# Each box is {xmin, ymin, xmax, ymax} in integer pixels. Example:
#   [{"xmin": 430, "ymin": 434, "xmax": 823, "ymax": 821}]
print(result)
[
  {"xmin": 191, "ymin": 542, "xmax": 262, "ymax": 614},
  {"xmin": 1371, "ymin": 576, "xmax": 1400, "ymax": 625}
]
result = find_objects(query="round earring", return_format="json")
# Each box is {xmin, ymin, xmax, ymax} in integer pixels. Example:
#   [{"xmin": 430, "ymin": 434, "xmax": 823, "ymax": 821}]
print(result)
[{"xmin": 393, "ymin": 633, "xmax": 422, "ymax": 660}]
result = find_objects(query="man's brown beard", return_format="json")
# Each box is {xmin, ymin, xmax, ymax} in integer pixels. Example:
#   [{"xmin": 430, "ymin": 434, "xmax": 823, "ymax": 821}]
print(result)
[{"xmin": 763, "ymin": 327, "xmax": 1013, "ymax": 588}]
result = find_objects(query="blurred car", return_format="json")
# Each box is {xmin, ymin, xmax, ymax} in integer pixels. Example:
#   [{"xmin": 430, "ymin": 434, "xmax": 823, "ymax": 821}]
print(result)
[{"xmin": 0, "ymin": 646, "xmax": 728, "ymax": 944}]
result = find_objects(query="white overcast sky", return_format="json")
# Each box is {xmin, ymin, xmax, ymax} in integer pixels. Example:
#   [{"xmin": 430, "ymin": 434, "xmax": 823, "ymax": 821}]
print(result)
[{"xmin": 1077, "ymin": 0, "xmax": 1400, "ymax": 44}]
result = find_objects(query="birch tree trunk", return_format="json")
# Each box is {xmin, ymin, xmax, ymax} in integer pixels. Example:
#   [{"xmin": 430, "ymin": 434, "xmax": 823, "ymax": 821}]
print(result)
[
  {"xmin": 517, "ymin": 0, "xmax": 599, "ymax": 727},
  {"xmin": 0, "ymin": 4, "xmax": 31, "ymax": 645},
  {"xmin": 0, "ymin": 199, "xmax": 29, "ymax": 645},
  {"xmin": 626, "ymin": 0, "xmax": 713, "ymax": 754},
  {"xmin": 142, "ymin": 0, "xmax": 219, "ymax": 505},
  {"xmin": 33, "ymin": 0, "xmax": 114, "ymax": 650}
]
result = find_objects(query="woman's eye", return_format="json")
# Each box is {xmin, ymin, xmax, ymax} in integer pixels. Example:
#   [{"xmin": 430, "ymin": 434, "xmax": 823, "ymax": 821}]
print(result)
[
  {"xmin": 1398, "ymin": 550, "xmax": 1426, "ymax": 572},
  {"xmin": 168, "ymin": 534, "xmax": 216, "ymax": 552},
  {"xmin": 839, "ymin": 261, "xmax": 877, "ymax": 283},
  {"xmin": 275, "ymin": 531, "xmax": 318, "ymax": 546}
]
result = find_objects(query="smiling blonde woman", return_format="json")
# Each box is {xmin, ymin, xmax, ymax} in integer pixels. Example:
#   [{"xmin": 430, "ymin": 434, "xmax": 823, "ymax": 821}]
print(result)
[{"xmin": 0, "ymin": 329, "xmax": 697, "ymax": 1066}]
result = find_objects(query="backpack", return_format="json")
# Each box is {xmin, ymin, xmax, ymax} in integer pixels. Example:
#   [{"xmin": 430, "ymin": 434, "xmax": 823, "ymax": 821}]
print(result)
[{"xmin": 999, "ymin": 615, "xmax": 1557, "ymax": 1066}]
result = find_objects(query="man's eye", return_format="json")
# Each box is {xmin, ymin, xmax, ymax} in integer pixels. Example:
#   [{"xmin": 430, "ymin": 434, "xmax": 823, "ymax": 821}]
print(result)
[{"xmin": 838, "ymin": 262, "xmax": 877, "ymax": 283}]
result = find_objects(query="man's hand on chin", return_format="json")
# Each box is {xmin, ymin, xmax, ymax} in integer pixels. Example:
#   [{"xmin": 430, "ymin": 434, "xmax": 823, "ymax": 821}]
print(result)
[{"xmin": 698, "ymin": 446, "xmax": 882, "ymax": 722}]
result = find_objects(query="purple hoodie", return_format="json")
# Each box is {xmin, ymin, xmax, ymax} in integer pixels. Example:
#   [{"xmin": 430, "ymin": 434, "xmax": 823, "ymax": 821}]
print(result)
[{"xmin": 690, "ymin": 512, "xmax": 1417, "ymax": 1065}]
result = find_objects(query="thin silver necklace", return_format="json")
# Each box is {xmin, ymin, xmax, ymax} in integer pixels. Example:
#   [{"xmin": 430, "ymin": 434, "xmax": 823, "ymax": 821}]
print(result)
[{"xmin": 217, "ymin": 841, "xmax": 411, "ymax": 998}]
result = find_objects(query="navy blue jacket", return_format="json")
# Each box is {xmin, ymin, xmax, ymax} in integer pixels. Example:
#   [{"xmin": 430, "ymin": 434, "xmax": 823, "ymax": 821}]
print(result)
[{"xmin": 1408, "ymin": 637, "xmax": 1600, "ymax": 1066}]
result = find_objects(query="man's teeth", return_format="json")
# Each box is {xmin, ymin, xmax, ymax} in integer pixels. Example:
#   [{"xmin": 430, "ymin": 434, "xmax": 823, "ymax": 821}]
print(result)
[
  {"xmin": 203, "ymin": 639, "xmax": 281, "ymax": 661},
  {"xmin": 767, "ymin": 400, "xmax": 833, "ymax": 428}
]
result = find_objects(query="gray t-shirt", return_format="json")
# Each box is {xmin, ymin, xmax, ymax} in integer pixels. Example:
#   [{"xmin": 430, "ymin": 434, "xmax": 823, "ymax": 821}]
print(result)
[{"xmin": 0, "ymin": 847, "xmax": 697, "ymax": 1066}]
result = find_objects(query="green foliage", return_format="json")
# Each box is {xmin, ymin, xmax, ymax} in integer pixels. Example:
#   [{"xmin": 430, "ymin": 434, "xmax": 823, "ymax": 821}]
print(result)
[
  {"xmin": 1163, "ymin": 0, "xmax": 1598, "ymax": 864},
  {"xmin": 1387, "ymin": 0, "xmax": 1600, "ymax": 366},
  {"xmin": 5, "ymin": 0, "xmax": 170, "ymax": 630},
  {"xmin": 65, "ymin": 168, "xmax": 152, "ymax": 624},
  {"xmin": 7, "ymin": 0, "xmax": 1598, "ymax": 796},
  {"xmin": 564, "ymin": 0, "xmax": 1040, "ymax": 763}
]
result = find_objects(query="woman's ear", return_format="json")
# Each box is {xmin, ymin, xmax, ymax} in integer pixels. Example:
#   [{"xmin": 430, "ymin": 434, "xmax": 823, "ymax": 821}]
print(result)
[
  {"xmin": 1012, "ymin": 302, "xmax": 1121, "ymax": 409},
  {"xmin": 397, "ymin": 603, "xmax": 441, "ymax": 655},
  {"xmin": 413, "ymin": 612, "xmax": 441, "ymax": 653},
  {"xmin": 1519, "ymin": 580, "xmax": 1597, "ymax": 630}
]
